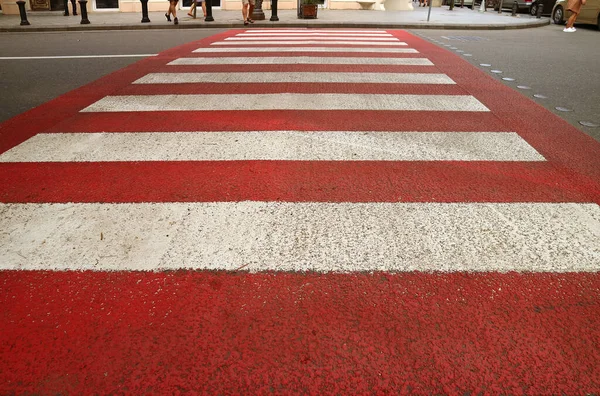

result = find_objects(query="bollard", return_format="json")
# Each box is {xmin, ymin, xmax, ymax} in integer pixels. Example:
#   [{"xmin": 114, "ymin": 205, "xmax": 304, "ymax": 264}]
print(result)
[
  {"xmin": 63, "ymin": 0, "xmax": 69, "ymax": 15},
  {"xmin": 251, "ymin": 0, "xmax": 265, "ymax": 20},
  {"xmin": 16, "ymin": 1, "xmax": 30, "ymax": 25},
  {"xmin": 536, "ymin": 1, "xmax": 542, "ymax": 17},
  {"xmin": 78, "ymin": 0, "xmax": 91, "ymax": 24},
  {"xmin": 140, "ymin": 0, "xmax": 150, "ymax": 22},
  {"xmin": 71, "ymin": 0, "xmax": 78, "ymax": 15},
  {"xmin": 498, "ymin": 0, "xmax": 503, "ymax": 13},
  {"xmin": 270, "ymin": 0, "xmax": 279, "ymax": 21},
  {"xmin": 205, "ymin": 0, "xmax": 214, "ymax": 21},
  {"xmin": 449, "ymin": 0, "xmax": 454, "ymax": 10},
  {"xmin": 460, "ymin": 0, "xmax": 464, "ymax": 7},
  {"xmin": 511, "ymin": 0, "xmax": 517, "ymax": 14}
]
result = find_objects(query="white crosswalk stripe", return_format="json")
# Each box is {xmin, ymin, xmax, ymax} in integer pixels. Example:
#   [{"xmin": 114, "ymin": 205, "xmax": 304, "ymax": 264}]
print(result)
[
  {"xmin": 193, "ymin": 47, "xmax": 419, "ymax": 53},
  {"xmin": 133, "ymin": 72, "xmax": 454, "ymax": 84},
  {"xmin": 0, "ymin": 132, "xmax": 545, "ymax": 162},
  {"xmin": 225, "ymin": 36, "xmax": 401, "ymax": 41},
  {"xmin": 168, "ymin": 57, "xmax": 433, "ymax": 65},
  {"xmin": 236, "ymin": 33, "xmax": 395, "ymax": 37},
  {"xmin": 81, "ymin": 94, "xmax": 489, "ymax": 112},
  {"xmin": 211, "ymin": 41, "xmax": 409, "ymax": 46},
  {"xmin": 2, "ymin": 202, "xmax": 598, "ymax": 272}
]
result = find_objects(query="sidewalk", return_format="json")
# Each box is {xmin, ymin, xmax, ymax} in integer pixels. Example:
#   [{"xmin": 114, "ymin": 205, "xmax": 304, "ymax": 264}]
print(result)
[{"xmin": 0, "ymin": 6, "xmax": 549, "ymax": 31}]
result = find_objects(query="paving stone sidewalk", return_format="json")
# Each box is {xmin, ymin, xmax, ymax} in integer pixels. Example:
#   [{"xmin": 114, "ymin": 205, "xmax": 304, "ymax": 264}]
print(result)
[{"xmin": 0, "ymin": 6, "xmax": 550, "ymax": 31}]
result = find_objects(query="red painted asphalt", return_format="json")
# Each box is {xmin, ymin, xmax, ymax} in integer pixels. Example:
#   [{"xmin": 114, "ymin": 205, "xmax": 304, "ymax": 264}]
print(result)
[
  {"xmin": 2, "ymin": 271, "xmax": 599, "ymax": 394},
  {"xmin": 1, "ymin": 30, "xmax": 599, "ymax": 393}
]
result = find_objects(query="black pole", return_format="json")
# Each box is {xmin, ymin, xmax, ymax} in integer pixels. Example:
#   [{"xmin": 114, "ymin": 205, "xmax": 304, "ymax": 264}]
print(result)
[
  {"xmin": 78, "ymin": 0, "xmax": 91, "ymax": 24},
  {"xmin": 71, "ymin": 0, "xmax": 78, "ymax": 14},
  {"xmin": 205, "ymin": 0, "xmax": 214, "ymax": 21},
  {"xmin": 511, "ymin": 0, "xmax": 517, "ymax": 15},
  {"xmin": 16, "ymin": 1, "xmax": 30, "ymax": 25},
  {"xmin": 449, "ymin": 0, "xmax": 454, "ymax": 10},
  {"xmin": 63, "ymin": 0, "xmax": 70, "ymax": 15},
  {"xmin": 140, "ymin": 0, "xmax": 151, "ymax": 22},
  {"xmin": 270, "ymin": 0, "xmax": 279, "ymax": 20},
  {"xmin": 536, "ymin": 0, "xmax": 542, "ymax": 17}
]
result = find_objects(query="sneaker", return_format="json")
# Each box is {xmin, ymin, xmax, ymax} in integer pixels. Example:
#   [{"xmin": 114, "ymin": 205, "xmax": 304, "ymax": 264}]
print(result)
[
  {"xmin": 563, "ymin": 27, "xmax": 574, "ymax": 32},
  {"xmin": 174, "ymin": 17, "xmax": 178, "ymax": 24}
]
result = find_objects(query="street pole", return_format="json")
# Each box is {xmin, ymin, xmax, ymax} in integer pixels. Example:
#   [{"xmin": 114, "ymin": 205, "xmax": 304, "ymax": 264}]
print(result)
[
  {"xmin": 16, "ymin": 0, "xmax": 30, "ymax": 25},
  {"xmin": 252, "ymin": 0, "xmax": 266, "ymax": 20},
  {"xmin": 205, "ymin": 0, "xmax": 214, "ymax": 21},
  {"xmin": 427, "ymin": 0, "xmax": 432, "ymax": 21},
  {"xmin": 140, "ymin": 0, "xmax": 151, "ymax": 22},
  {"xmin": 270, "ymin": 0, "xmax": 279, "ymax": 20},
  {"xmin": 78, "ymin": 0, "xmax": 91, "ymax": 23}
]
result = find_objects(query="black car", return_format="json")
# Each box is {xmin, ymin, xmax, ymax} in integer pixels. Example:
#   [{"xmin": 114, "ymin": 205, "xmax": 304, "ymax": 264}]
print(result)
[{"xmin": 529, "ymin": 0, "xmax": 554, "ymax": 15}]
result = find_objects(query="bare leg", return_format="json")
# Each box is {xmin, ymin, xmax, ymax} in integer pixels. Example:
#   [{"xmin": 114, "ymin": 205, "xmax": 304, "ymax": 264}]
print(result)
[
  {"xmin": 188, "ymin": 2, "xmax": 195, "ymax": 17},
  {"xmin": 566, "ymin": 12, "xmax": 577, "ymax": 28},
  {"xmin": 201, "ymin": 1, "xmax": 206, "ymax": 16},
  {"xmin": 242, "ymin": 3, "xmax": 248, "ymax": 21},
  {"xmin": 248, "ymin": 3, "xmax": 254, "ymax": 19}
]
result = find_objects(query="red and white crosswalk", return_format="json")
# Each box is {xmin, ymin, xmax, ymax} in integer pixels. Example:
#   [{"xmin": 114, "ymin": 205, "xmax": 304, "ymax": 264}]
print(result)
[{"xmin": 1, "ymin": 29, "xmax": 599, "ymax": 393}]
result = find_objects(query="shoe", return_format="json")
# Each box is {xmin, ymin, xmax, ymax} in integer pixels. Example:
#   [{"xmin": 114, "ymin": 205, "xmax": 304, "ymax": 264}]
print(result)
[
  {"xmin": 563, "ymin": 27, "xmax": 575, "ymax": 32},
  {"xmin": 244, "ymin": 20, "xmax": 249, "ymax": 25},
  {"xmin": 246, "ymin": 18, "xmax": 254, "ymax": 23},
  {"xmin": 174, "ymin": 17, "xmax": 179, "ymax": 24},
  {"xmin": 571, "ymin": 27, "xmax": 576, "ymax": 31},
  {"xmin": 187, "ymin": 12, "xmax": 194, "ymax": 17},
  {"xmin": 165, "ymin": 13, "xmax": 171, "ymax": 22}
]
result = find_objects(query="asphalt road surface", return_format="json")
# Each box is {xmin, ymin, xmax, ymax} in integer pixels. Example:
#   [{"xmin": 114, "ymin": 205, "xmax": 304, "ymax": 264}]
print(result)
[
  {"xmin": 1, "ymin": 28, "xmax": 599, "ymax": 394},
  {"xmin": 412, "ymin": 24, "xmax": 600, "ymax": 142},
  {"xmin": 0, "ymin": 29, "xmax": 226, "ymax": 122}
]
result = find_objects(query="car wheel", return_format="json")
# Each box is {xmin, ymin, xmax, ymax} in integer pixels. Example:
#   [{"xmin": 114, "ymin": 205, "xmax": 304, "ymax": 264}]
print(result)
[
  {"xmin": 530, "ymin": 3, "xmax": 537, "ymax": 15},
  {"xmin": 553, "ymin": 6, "xmax": 564, "ymax": 24}
]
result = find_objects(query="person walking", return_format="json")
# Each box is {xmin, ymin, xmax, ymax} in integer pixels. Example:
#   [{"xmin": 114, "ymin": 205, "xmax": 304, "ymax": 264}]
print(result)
[
  {"xmin": 188, "ymin": 0, "xmax": 206, "ymax": 18},
  {"xmin": 564, "ymin": 0, "xmax": 585, "ymax": 32},
  {"xmin": 165, "ymin": 0, "xmax": 179, "ymax": 25},
  {"xmin": 242, "ymin": 0, "xmax": 255, "ymax": 25}
]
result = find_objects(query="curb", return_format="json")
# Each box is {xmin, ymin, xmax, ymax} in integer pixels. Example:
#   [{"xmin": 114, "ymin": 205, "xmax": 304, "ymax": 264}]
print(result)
[{"xmin": 0, "ymin": 17, "xmax": 551, "ymax": 32}]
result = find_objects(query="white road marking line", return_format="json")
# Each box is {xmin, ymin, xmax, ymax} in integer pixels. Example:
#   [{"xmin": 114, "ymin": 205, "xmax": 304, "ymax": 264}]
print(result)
[
  {"xmin": 81, "ymin": 94, "xmax": 489, "ymax": 112},
  {"xmin": 168, "ymin": 57, "xmax": 433, "ymax": 66},
  {"xmin": 211, "ymin": 41, "xmax": 408, "ymax": 46},
  {"xmin": 133, "ymin": 72, "xmax": 455, "ymax": 84},
  {"xmin": 2, "ymin": 202, "xmax": 598, "ymax": 272},
  {"xmin": 0, "ymin": 132, "xmax": 544, "ymax": 162},
  {"xmin": 245, "ymin": 29, "xmax": 390, "ymax": 33},
  {"xmin": 0, "ymin": 54, "xmax": 157, "ymax": 60},
  {"xmin": 193, "ymin": 47, "xmax": 419, "ymax": 53},
  {"xmin": 225, "ymin": 37, "xmax": 400, "ymax": 41},
  {"xmin": 236, "ymin": 33, "xmax": 394, "ymax": 37}
]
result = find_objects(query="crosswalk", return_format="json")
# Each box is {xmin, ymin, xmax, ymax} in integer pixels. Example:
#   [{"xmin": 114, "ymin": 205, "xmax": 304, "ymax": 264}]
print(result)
[
  {"xmin": 1, "ymin": 28, "xmax": 600, "ymax": 394},
  {"xmin": 0, "ymin": 29, "xmax": 599, "ymax": 272}
]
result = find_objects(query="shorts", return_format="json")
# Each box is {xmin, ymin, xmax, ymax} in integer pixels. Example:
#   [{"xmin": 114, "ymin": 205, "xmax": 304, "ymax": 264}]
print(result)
[
  {"xmin": 168, "ymin": 0, "xmax": 179, "ymax": 4},
  {"xmin": 242, "ymin": 0, "xmax": 255, "ymax": 5}
]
